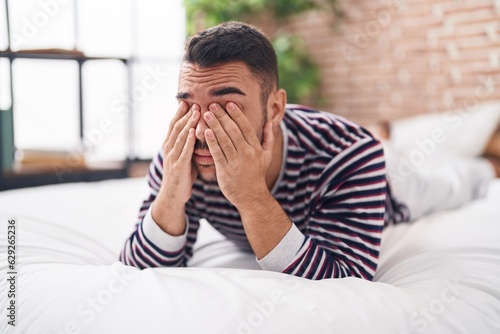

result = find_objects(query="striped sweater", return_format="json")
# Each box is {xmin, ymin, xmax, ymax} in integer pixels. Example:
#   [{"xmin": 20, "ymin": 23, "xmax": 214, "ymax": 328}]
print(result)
[{"xmin": 120, "ymin": 105, "xmax": 398, "ymax": 280}]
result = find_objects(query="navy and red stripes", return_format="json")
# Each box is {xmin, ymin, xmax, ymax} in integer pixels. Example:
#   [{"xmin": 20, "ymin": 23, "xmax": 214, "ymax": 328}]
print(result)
[{"xmin": 120, "ymin": 105, "xmax": 398, "ymax": 280}]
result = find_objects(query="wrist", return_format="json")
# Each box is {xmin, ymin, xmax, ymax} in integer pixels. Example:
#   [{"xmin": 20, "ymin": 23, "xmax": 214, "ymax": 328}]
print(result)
[
  {"xmin": 234, "ymin": 186, "xmax": 274, "ymax": 214},
  {"xmin": 152, "ymin": 193, "xmax": 187, "ymax": 236}
]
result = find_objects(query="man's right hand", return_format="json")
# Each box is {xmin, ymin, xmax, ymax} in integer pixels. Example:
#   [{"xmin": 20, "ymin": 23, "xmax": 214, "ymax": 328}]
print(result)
[{"xmin": 152, "ymin": 101, "xmax": 200, "ymax": 236}]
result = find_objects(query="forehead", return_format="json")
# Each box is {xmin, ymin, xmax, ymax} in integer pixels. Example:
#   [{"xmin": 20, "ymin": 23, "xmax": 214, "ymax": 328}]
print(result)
[{"xmin": 178, "ymin": 62, "xmax": 260, "ymax": 93}]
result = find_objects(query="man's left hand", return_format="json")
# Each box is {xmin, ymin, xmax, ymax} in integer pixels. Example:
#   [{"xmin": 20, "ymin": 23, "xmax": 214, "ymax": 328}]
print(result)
[{"xmin": 203, "ymin": 102, "xmax": 274, "ymax": 209}]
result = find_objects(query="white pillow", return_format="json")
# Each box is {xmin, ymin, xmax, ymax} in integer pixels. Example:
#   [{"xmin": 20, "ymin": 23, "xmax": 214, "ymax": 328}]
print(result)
[{"xmin": 389, "ymin": 102, "xmax": 500, "ymax": 158}]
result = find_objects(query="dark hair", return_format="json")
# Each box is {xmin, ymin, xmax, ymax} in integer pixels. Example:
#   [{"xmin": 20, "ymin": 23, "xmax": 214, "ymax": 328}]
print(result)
[{"xmin": 183, "ymin": 21, "xmax": 278, "ymax": 106}]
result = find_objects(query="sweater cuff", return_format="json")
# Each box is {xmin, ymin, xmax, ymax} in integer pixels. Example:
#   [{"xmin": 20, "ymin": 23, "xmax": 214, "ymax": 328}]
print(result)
[
  {"xmin": 142, "ymin": 205, "xmax": 188, "ymax": 251},
  {"xmin": 257, "ymin": 223, "xmax": 305, "ymax": 272}
]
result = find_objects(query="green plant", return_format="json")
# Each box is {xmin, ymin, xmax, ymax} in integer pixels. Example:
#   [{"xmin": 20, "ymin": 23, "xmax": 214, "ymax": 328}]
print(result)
[
  {"xmin": 273, "ymin": 34, "xmax": 321, "ymax": 105},
  {"xmin": 184, "ymin": 0, "xmax": 339, "ymax": 35},
  {"xmin": 183, "ymin": 0, "xmax": 340, "ymax": 105}
]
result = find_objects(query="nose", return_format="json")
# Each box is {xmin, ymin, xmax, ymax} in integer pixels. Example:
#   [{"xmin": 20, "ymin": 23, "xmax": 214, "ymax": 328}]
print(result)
[{"xmin": 195, "ymin": 111, "xmax": 208, "ymax": 141}]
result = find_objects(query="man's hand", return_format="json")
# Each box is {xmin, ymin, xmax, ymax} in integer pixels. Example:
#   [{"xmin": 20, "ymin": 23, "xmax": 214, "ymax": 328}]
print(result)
[
  {"xmin": 203, "ymin": 102, "xmax": 292, "ymax": 260},
  {"xmin": 203, "ymin": 102, "xmax": 274, "ymax": 209},
  {"xmin": 152, "ymin": 101, "xmax": 200, "ymax": 236}
]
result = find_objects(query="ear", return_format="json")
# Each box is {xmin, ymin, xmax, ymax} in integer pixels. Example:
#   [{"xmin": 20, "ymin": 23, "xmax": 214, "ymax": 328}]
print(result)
[{"xmin": 267, "ymin": 88, "xmax": 287, "ymax": 126}]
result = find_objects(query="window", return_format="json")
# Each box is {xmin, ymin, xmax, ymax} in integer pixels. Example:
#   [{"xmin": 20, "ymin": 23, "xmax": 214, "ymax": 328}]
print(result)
[
  {"xmin": 132, "ymin": 61, "xmax": 182, "ymax": 158},
  {"xmin": 77, "ymin": 0, "xmax": 131, "ymax": 57},
  {"xmin": 8, "ymin": 0, "xmax": 76, "ymax": 51},
  {"xmin": 0, "ymin": 58, "xmax": 10, "ymax": 110},
  {"xmin": 133, "ymin": 0, "xmax": 186, "ymax": 158},
  {"xmin": 2, "ymin": 0, "xmax": 186, "ymax": 163},
  {"xmin": 82, "ymin": 60, "xmax": 128, "ymax": 161},
  {"xmin": 12, "ymin": 59, "xmax": 79, "ymax": 151},
  {"xmin": 0, "ymin": 0, "xmax": 8, "ymax": 51}
]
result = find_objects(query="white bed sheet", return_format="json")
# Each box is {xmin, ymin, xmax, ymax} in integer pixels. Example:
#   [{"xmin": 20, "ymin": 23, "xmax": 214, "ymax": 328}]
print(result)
[{"xmin": 0, "ymin": 177, "xmax": 499, "ymax": 334}]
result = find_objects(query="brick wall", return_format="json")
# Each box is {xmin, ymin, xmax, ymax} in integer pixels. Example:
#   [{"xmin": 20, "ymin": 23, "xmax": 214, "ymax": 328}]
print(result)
[{"xmin": 279, "ymin": 0, "xmax": 500, "ymax": 125}]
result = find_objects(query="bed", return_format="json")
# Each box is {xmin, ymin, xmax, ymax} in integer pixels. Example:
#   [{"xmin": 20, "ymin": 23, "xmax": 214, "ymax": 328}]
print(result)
[
  {"xmin": 0, "ymin": 175, "xmax": 499, "ymax": 334},
  {"xmin": 1, "ymin": 104, "xmax": 500, "ymax": 334}
]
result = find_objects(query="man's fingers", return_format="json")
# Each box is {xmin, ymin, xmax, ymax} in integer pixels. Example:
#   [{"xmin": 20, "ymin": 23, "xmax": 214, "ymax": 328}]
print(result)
[
  {"xmin": 175, "ymin": 100, "xmax": 189, "ymax": 121},
  {"xmin": 262, "ymin": 121, "xmax": 274, "ymax": 152},
  {"xmin": 165, "ymin": 104, "xmax": 199, "ymax": 153},
  {"xmin": 178, "ymin": 128, "xmax": 196, "ymax": 163},
  {"xmin": 206, "ymin": 103, "xmax": 247, "ymax": 148},
  {"xmin": 164, "ymin": 101, "xmax": 189, "ymax": 148},
  {"xmin": 165, "ymin": 101, "xmax": 189, "ymax": 142},
  {"xmin": 225, "ymin": 102, "xmax": 261, "ymax": 147},
  {"xmin": 205, "ymin": 128, "xmax": 226, "ymax": 164},
  {"xmin": 204, "ymin": 109, "xmax": 238, "ymax": 159}
]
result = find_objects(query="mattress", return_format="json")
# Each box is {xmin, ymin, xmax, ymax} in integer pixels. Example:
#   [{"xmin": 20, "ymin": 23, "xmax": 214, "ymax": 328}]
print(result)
[{"xmin": 0, "ymin": 177, "xmax": 499, "ymax": 333}]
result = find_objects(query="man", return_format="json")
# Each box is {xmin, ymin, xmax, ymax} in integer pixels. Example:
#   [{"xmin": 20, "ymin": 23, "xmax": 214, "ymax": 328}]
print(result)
[
  {"xmin": 120, "ymin": 21, "xmax": 390, "ymax": 280},
  {"xmin": 119, "ymin": 21, "xmax": 496, "ymax": 280}
]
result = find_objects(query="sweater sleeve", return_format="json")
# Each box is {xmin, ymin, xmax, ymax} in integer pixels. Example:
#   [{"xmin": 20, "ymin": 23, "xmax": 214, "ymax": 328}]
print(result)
[
  {"xmin": 119, "ymin": 150, "xmax": 200, "ymax": 269},
  {"xmin": 261, "ymin": 137, "xmax": 386, "ymax": 280}
]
